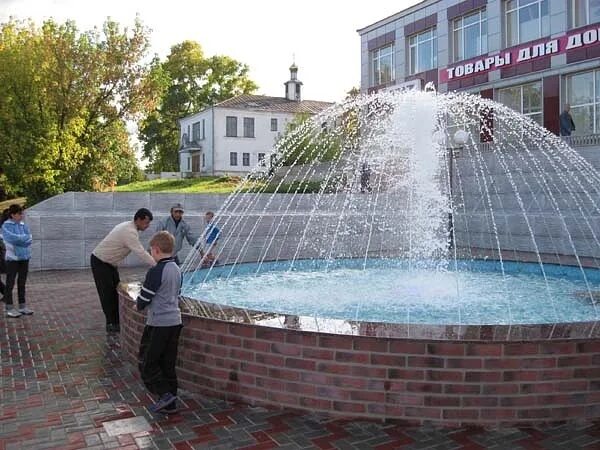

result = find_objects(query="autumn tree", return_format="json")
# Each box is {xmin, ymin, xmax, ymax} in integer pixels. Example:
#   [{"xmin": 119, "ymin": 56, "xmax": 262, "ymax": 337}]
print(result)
[
  {"xmin": 0, "ymin": 18, "xmax": 158, "ymax": 202},
  {"xmin": 139, "ymin": 41, "xmax": 258, "ymax": 172}
]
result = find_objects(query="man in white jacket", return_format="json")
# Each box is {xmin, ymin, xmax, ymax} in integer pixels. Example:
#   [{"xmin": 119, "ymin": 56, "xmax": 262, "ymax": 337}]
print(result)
[{"xmin": 91, "ymin": 208, "xmax": 156, "ymax": 333}]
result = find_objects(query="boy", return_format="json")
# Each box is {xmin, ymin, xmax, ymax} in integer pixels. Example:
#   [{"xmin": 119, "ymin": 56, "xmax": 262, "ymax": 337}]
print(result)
[
  {"xmin": 136, "ymin": 231, "xmax": 183, "ymax": 413},
  {"xmin": 200, "ymin": 211, "xmax": 220, "ymax": 268}
]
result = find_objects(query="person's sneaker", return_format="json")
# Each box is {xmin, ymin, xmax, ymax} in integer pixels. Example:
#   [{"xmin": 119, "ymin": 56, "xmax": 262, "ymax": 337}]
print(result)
[
  {"xmin": 158, "ymin": 399, "xmax": 178, "ymax": 414},
  {"xmin": 149, "ymin": 392, "xmax": 177, "ymax": 413},
  {"xmin": 105, "ymin": 323, "xmax": 121, "ymax": 333},
  {"xmin": 6, "ymin": 308, "xmax": 21, "ymax": 318},
  {"xmin": 18, "ymin": 306, "xmax": 33, "ymax": 315}
]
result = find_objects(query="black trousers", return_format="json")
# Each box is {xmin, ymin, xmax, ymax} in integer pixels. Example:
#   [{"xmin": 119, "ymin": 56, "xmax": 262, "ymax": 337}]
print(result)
[
  {"xmin": 4, "ymin": 260, "xmax": 29, "ymax": 306},
  {"xmin": 90, "ymin": 254, "xmax": 120, "ymax": 325},
  {"xmin": 138, "ymin": 324, "xmax": 183, "ymax": 397}
]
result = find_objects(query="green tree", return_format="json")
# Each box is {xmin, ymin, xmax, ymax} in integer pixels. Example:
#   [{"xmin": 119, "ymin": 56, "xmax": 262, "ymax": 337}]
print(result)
[
  {"xmin": 139, "ymin": 40, "xmax": 258, "ymax": 172},
  {"xmin": 0, "ymin": 18, "xmax": 157, "ymax": 202}
]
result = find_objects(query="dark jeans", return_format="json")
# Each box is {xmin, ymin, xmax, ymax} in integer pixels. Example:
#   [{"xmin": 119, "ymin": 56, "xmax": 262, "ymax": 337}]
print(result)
[
  {"xmin": 138, "ymin": 324, "xmax": 183, "ymax": 397},
  {"xmin": 4, "ymin": 260, "xmax": 29, "ymax": 306},
  {"xmin": 90, "ymin": 254, "xmax": 120, "ymax": 326}
]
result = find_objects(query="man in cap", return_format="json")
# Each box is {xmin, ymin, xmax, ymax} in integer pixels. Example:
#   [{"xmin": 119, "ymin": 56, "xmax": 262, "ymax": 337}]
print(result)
[{"xmin": 155, "ymin": 203, "xmax": 198, "ymax": 265}]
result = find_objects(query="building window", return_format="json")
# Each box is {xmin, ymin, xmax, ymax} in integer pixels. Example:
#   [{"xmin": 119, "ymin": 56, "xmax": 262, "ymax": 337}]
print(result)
[
  {"xmin": 201, "ymin": 119, "xmax": 205, "ymax": 139},
  {"xmin": 453, "ymin": 9, "xmax": 487, "ymax": 62},
  {"xmin": 258, "ymin": 153, "xmax": 266, "ymax": 165},
  {"xmin": 230, "ymin": 152, "xmax": 238, "ymax": 166},
  {"xmin": 505, "ymin": 0, "xmax": 549, "ymax": 47},
  {"xmin": 192, "ymin": 121, "xmax": 201, "ymax": 142},
  {"xmin": 202, "ymin": 153, "xmax": 205, "ymax": 167},
  {"xmin": 565, "ymin": 69, "xmax": 600, "ymax": 135},
  {"xmin": 187, "ymin": 157, "xmax": 190, "ymax": 171},
  {"xmin": 409, "ymin": 28, "xmax": 437, "ymax": 75},
  {"xmin": 570, "ymin": 0, "xmax": 600, "ymax": 28},
  {"xmin": 371, "ymin": 44, "xmax": 395, "ymax": 85},
  {"xmin": 242, "ymin": 152, "xmax": 250, "ymax": 166},
  {"xmin": 271, "ymin": 118, "xmax": 278, "ymax": 131},
  {"xmin": 243, "ymin": 117, "xmax": 255, "ymax": 138},
  {"xmin": 497, "ymin": 81, "xmax": 543, "ymax": 126},
  {"xmin": 226, "ymin": 116, "xmax": 237, "ymax": 137}
]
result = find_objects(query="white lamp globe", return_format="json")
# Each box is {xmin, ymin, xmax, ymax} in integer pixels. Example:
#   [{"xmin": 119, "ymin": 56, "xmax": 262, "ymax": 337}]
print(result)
[{"xmin": 453, "ymin": 129, "xmax": 470, "ymax": 146}]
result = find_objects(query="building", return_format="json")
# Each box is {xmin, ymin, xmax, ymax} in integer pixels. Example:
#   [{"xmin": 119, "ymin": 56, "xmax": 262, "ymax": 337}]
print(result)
[
  {"xmin": 178, "ymin": 65, "xmax": 333, "ymax": 176},
  {"xmin": 358, "ymin": 0, "xmax": 600, "ymax": 137}
]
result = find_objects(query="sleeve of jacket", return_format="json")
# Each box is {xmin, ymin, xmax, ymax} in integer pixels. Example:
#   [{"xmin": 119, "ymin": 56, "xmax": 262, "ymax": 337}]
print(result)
[
  {"xmin": 2, "ymin": 223, "xmax": 32, "ymax": 246},
  {"xmin": 136, "ymin": 265, "xmax": 162, "ymax": 311},
  {"xmin": 183, "ymin": 221, "xmax": 199, "ymax": 246}
]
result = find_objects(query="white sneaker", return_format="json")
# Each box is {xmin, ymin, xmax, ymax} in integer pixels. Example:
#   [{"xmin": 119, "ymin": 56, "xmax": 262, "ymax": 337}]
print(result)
[
  {"xmin": 6, "ymin": 309, "xmax": 21, "ymax": 318},
  {"xmin": 18, "ymin": 306, "xmax": 33, "ymax": 315}
]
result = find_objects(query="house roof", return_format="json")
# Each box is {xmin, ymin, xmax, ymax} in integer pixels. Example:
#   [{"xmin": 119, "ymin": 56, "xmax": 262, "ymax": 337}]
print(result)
[{"xmin": 214, "ymin": 94, "xmax": 333, "ymax": 114}]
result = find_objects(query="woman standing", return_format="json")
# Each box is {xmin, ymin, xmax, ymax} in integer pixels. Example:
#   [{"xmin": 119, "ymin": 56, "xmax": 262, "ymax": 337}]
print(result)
[
  {"xmin": 0, "ymin": 208, "xmax": 8, "ymax": 300},
  {"xmin": 2, "ymin": 204, "xmax": 33, "ymax": 317}
]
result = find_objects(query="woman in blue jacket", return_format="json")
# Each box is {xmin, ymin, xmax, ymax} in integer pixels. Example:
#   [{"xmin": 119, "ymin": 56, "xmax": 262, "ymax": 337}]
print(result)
[{"xmin": 1, "ymin": 204, "xmax": 33, "ymax": 318}]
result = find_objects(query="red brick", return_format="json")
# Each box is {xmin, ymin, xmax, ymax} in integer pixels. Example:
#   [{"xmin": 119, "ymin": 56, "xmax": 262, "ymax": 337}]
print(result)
[
  {"xmin": 407, "ymin": 356, "xmax": 445, "ymax": 368},
  {"xmin": 518, "ymin": 408, "xmax": 552, "ymax": 419},
  {"xmin": 229, "ymin": 348, "xmax": 254, "ymax": 362},
  {"xmin": 386, "ymin": 393, "xmax": 423, "ymax": 406},
  {"xmin": 228, "ymin": 324, "xmax": 255, "ymax": 338},
  {"xmin": 462, "ymin": 396, "xmax": 499, "ymax": 407},
  {"xmin": 316, "ymin": 386, "xmax": 351, "ymax": 401},
  {"xmin": 520, "ymin": 382, "xmax": 555, "ymax": 394},
  {"xmin": 558, "ymin": 355, "xmax": 593, "ymax": 367},
  {"xmin": 204, "ymin": 321, "xmax": 230, "ymax": 334},
  {"xmin": 301, "ymin": 372, "xmax": 329, "ymax": 385},
  {"xmin": 465, "ymin": 344, "xmax": 502, "ymax": 357},
  {"xmin": 503, "ymin": 370, "xmax": 537, "ymax": 382},
  {"xmin": 424, "ymin": 396, "xmax": 461, "ymax": 407},
  {"xmin": 243, "ymin": 339, "xmax": 270, "ymax": 352},
  {"xmin": 558, "ymin": 380, "xmax": 589, "ymax": 391},
  {"xmin": 404, "ymin": 407, "xmax": 441, "ymax": 419},
  {"xmin": 406, "ymin": 382, "xmax": 443, "ymax": 394},
  {"xmin": 317, "ymin": 362, "xmax": 353, "ymax": 375},
  {"xmin": 504, "ymin": 343, "xmax": 539, "ymax": 356},
  {"xmin": 427, "ymin": 343, "xmax": 464, "ymax": 356},
  {"xmin": 574, "ymin": 367, "xmax": 600, "ymax": 378},
  {"xmin": 285, "ymin": 382, "xmax": 317, "ymax": 396},
  {"xmin": 333, "ymin": 401, "xmax": 366, "ymax": 413},
  {"xmin": 350, "ymin": 391, "xmax": 386, "ymax": 402},
  {"xmin": 465, "ymin": 371, "xmax": 502, "ymax": 383},
  {"xmin": 255, "ymin": 328, "xmax": 286, "ymax": 342},
  {"xmin": 482, "ymin": 384, "xmax": 519, "ymax": 395},
  {"xmin": 255, "ymin": 353, "xmax": 284, "ymax": 366},
  {"xmin": 371, "ymin": 354, "xmax": 407, "ymax": 366},
  {"xmin": 500, "ymin": 396, "xmax": 534, "ymax": 407},
  {"xmin": 537, "ymin": 369, "xmax": 574, "ymax": 381},
  {"xmin": 427, "ymin": 368, "xmax": 465, "ymax": 383},
  {"xmin": 539, "ymin": 342, "xmax": 576, "ymax": 354},
  {"xmin": 268, "ymin": 368, "xmax": 300, "ymax": 381},
  {"xmin": 484, "ymin": 358, "xmax": 522, "ymax": 370},
  {"xmin": 444, "ymin": 384, "xmax": 481, "ymax": 395},
  {"xmin": 285, "ymin": 332, "xmax": 318, "ymax": 346},
  {"xmin": 302, "ymin": 347, "xmax": 334, "ymax": 360},
  {"xmin": 480, "ymin": 409, "xmax": 517, "ymax": 420},
  {"xmin": 577, "ymin": 341, "xmax": 600, "ymax": 353},
  {"xmin": 388, "ymin": 369, "xmax": 425, "ymax": 380},
  {"xmin": 285, "ymin": 358, "xmax": 316, "ymax": 371},
  {"xmin": 271, "ymin": 343, "xmax": 302, "ymax": 356},
  {"xmin": 256, "ymin": 377, "xmax": 285, "ymax": 391},
  {"xmin": 240, "ymin": 362, "xmax": 269, "ymax": 376},
  {"xmin": 389, "ymin": 341, "xmax": 427, "ymax": 354},
  {"xmin": 331, "ymin": 376, "xmax": 368, "ymax": 389},
  {"xmin": 335, "ymin": 351, "xmax": 369, "ymax": 364},
  {"xmin": 443, "ymin": 409, "xmax": 479, "ymax": 420},
  {"xmin": 354, "ymin": 337, "xmax": 389, "ymax": 352},
  {"xmin": 446, "ymin": 358, "xmax": 482, "ymax": 369},
  {"xmin": 217, "ymin": 335, "xmax": 242, "ymax": 347},
  {"xmin": 267, "ymin": 391, "xmax": 299, "ymax": 406},
  {"xmin": 520, "ymin": 357, "xmax": 557, "ymax": 369},
  {"xmin": 318, "ymin": 335, "xmax": 353, "ymax": 349},
  {"xmin": 353, "ymin": 366, "xmax": 387, "ymax": 378}
]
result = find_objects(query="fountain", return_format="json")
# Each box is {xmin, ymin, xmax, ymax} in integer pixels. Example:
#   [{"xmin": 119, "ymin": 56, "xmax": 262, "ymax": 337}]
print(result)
[{"xmin": 119, "ymin": 88, "xmax": 600, "ymax": 425}]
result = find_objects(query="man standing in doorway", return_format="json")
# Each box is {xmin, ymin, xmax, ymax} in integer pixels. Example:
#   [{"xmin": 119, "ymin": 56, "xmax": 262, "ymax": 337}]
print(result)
[
  {"xmin": 91, "ymin": 208, "xmax": 156, "ymax": 333},
  {"xmin": 560, "ymin": 104, "xmax": 576, "ymax": 136},
  {"xmin": 154, "ymin": 203, "xmax": 198, "ymax": 265}
]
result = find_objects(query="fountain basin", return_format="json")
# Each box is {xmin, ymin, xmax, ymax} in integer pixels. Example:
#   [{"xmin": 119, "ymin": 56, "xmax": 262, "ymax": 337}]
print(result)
[{"xmin": 118, "ymin": 268, "xmax": 600, "ymax": 426}]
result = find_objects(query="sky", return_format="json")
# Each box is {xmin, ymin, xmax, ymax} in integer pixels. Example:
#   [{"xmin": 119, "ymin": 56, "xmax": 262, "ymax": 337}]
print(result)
[{"xmin": 0, "ymin": 0, "xmax": 422, "ymax": 103}]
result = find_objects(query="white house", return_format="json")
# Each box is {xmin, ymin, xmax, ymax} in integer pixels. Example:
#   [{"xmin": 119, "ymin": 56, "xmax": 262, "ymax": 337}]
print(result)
[{"xmin": 178, "ymin": 65, "xmax": 333, "ymax": 176}]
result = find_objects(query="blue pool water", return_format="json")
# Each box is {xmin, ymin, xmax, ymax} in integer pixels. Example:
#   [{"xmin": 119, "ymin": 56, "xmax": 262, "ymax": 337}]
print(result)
[{"xmin": 182, "ymin": 259, "xmax": 600, "ymax": 325}]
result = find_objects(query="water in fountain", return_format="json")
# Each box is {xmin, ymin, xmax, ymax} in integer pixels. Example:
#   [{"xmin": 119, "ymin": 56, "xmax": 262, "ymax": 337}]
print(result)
[{"xmin": 181, "ymin": 87, "xmax": 600, "ymax": 327}]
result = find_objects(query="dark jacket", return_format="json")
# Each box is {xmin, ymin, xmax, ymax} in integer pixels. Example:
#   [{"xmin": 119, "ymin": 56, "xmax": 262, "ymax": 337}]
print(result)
[{"xmin": 559, "ymin": 111, "xmax": 576, "ymax": 136}]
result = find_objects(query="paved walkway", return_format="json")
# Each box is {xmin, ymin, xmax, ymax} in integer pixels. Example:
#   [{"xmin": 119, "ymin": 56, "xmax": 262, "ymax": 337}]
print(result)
[{"xmin": 1, "ymin": 269, "xmax": 600, "ymax": 450}]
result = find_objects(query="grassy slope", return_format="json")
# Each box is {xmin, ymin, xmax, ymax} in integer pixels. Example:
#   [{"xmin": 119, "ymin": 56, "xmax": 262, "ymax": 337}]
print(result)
[{"xmin": 113, "ymin": 176, "xmax": 246, "ymax": 194}]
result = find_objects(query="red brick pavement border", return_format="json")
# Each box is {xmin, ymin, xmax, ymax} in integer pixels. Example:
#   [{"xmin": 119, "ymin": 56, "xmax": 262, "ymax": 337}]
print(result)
[{"xmin": 0, "ymin": 268, "xmax": 599, "ymax": 449}]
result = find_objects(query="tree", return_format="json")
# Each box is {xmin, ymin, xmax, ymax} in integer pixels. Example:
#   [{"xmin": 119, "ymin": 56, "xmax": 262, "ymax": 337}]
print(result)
[
  {"xmin": 139, "ymin": 41, "xmax": 258, "ymax": 172},
  {"xmin": 0, "ymin": 18, "xmax": 157, "ymax": 203}
]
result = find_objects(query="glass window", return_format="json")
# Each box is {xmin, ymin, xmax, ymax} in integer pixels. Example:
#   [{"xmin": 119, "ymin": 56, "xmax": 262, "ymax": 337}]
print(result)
[
  {"xmin": 453, "ymin": 10, "xmax": 487, "ymax": 62},
  {"xmin": 242, "ymin": 153, "xmax": 250, "ymax": 166},
  {"xmin": 230, "ymin": 152, "xmax": 238, "ymax": 166},
  {"xmin": 202, "ymin": 153, "xmax": 205, "ymax": 167},
  {"xmin": 409, "ymin": 28, "xmax": 437, "ymax": 75},
  {"xmin": 243, "ymin": 117, "xmax": 255, "ymax": 138},
  {"xmin": 371, "ymin": 44, "xmax": 394, "ymax": 85},
  {"xmin": 192, "ymin": 122, "xmax": 201, "ymax": 141},
  {"xmin": 201, "ymin": 119, "xmax": 205, "ymax": 139},
  {"xmin": 497, "ymin": 81, "xmax": 543, "ymax": 125},
  {"xmin": 505, "ymin": 0, "xmax": 549, "ymax": 46},
  {"xmin": 571, "ymin": 0, "xmax": 600, "ymax": 28},
  {"xmin": 271, "ymin": 118, "xmax": 278, "ymax": 131},
  {"xmin": 566, "ymin": 69, "xmax": 600, "ymax": 135},
  {"xmin": 226, "ymin": 116, "xmax": 237, "ymax": 137}
]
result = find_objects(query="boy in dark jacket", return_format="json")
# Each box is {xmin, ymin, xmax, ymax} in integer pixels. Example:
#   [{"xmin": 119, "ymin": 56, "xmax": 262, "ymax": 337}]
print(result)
[{"xmin": 136, "ymin": 231, "xmax": 183, "ymax": 413}]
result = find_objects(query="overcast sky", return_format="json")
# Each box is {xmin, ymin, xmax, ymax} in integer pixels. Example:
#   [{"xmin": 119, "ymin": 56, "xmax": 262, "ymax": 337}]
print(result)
[{"xmin": 0, "ymin": 0, "xmax": 422, "ymax": 102}]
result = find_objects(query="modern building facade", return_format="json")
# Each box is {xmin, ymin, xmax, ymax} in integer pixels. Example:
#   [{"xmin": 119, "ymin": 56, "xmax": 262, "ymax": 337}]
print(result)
[
  {"xmin": 358, "ymin": 0, "xmax": 600, "ymax": 136},
  {"xmin": 178, "ymin": 65, "xmax": 332, "ymax": 176}
]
